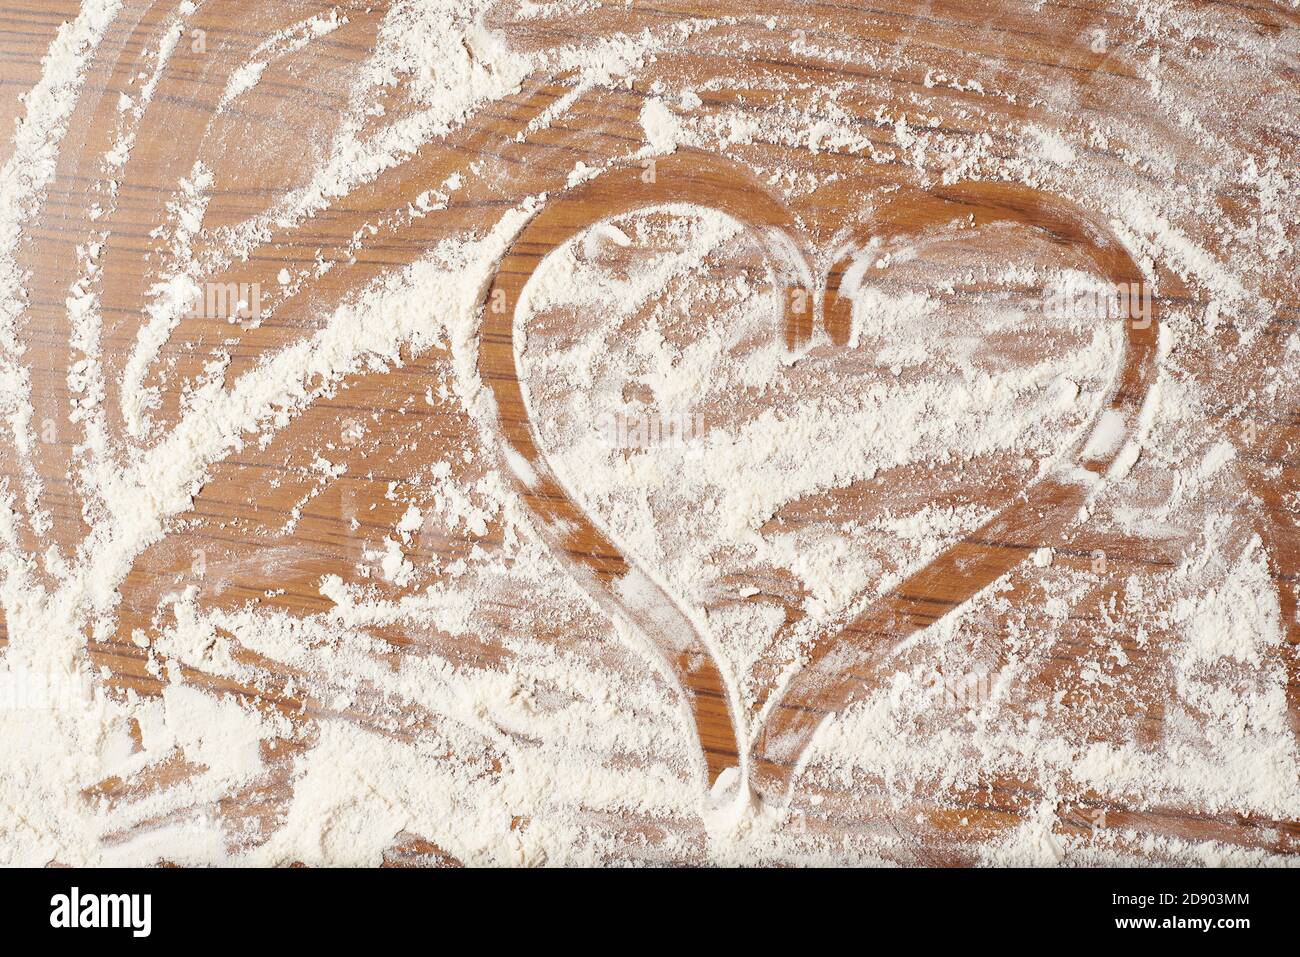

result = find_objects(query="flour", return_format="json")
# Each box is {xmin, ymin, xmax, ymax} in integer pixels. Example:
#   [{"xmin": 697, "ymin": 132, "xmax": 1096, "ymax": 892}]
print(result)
[
  {"xmin": 217, "ymin": 8, "xmax": 347, "ymax": 113},
  {"xmin": 0, "ymin": 0, "xmax": 1296, "ymax": 865}
]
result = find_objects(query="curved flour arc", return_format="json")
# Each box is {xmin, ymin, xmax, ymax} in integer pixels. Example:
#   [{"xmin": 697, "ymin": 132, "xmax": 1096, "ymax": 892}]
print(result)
[
  {"xmin": 750, "ymin": 180, "xmax": 1162, "ymax": 803},
  {"xmin": 478, "ymin": 149, "xmax": 818, "ymax": 785}
]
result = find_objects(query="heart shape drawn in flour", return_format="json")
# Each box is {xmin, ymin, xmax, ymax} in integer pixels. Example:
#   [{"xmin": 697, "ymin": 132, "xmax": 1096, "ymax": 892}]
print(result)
[{"xmin": 477, "ymin": 148, "xmax": 1159, "ymax": 807}]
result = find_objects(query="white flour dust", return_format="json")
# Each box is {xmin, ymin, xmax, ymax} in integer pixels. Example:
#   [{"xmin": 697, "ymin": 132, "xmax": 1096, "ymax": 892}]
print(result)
[{"xmin": 0, "ymin": 0, "xmax": 1296, "ymax": 865}]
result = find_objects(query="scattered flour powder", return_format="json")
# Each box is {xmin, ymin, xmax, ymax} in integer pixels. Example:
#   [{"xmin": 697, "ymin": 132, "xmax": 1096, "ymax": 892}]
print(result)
[{"xmin": 0, "ymin": 0, "xmax": 1296, "ymax": 864}]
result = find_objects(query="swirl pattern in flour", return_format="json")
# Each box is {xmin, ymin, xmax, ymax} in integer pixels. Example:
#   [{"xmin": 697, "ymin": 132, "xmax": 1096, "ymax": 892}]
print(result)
[{"xmin": 0, "ymin": 0, "xmax": 1296, "ymax": 865}]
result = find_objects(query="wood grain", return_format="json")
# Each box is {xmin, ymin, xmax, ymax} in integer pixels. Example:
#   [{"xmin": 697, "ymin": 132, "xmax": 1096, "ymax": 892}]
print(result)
[{"xmin": 1, "ymin": 0, "xmax": 1296, "ymax": 864}]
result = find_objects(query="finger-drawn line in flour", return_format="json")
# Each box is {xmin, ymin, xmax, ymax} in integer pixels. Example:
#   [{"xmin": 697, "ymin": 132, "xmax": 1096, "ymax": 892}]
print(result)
[{"xmin": 478, "ymin": 147, "xmax": 1161, "ymax": 806}]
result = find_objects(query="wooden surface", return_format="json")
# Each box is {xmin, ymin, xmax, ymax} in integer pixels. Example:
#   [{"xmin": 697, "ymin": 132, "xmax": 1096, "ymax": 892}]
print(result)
[{"xmin": 1, "ymin": 0, "xmax": 1297, "ymax": 864}]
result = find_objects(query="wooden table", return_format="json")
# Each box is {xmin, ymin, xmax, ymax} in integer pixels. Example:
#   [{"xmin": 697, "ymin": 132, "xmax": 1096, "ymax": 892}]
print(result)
[{"xmin": 1, "ymin": 0, "xmax": 1296, "ymax": 865}]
